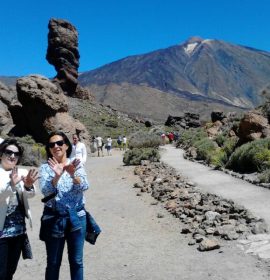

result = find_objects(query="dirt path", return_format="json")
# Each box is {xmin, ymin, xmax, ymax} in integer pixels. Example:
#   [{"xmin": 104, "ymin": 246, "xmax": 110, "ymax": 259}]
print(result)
[
  {"xmin": 161, "ymin": 145, "xmax": 270, "ymax": 227},
  {"xmin": 15, "ymin": 149, "xmax": 270, "ymax": 280}
]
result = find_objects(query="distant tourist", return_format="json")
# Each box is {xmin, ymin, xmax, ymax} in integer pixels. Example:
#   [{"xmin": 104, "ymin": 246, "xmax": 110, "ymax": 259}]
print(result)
[
  {"xmin": 167, "ymin": 132, "xmax": 174, "ymax": 143},
  {"xmin": 0, "ymin": 138, "xmax": 38, "ymax": 280},
  {"xmin": 106, "ymin": 136, "xmax": 112, "ymax": 156},
  {"xmin": 122, "ymin": 136, "xmax": 127, "ymax": 151},
  {"xmin": 117, "ymin": 136, "xmax": 122, "ymax": 150},
  {"xmin": 70, "ymin": 133, "xmax": 87, "ymax": 165},
  {"xmin": 161, "ymin": 133, "xmax": 166, "ymax": 145},
  {"xmin": 91, "ymin": 136, "xmax": 97, "ymax": 154},
  {"xmin": 173, "ymin": 131, "xmax": 179, "ymax": 142},
  {"xmin": 95, "ymin": 135, "xmax": 104, "ymax": 157}
]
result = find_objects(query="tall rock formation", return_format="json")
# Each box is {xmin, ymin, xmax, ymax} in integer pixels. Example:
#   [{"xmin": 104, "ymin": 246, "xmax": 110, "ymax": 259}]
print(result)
[{"xmin": 46, "ymin": 18, "xmax": 91, "ymax": 99}]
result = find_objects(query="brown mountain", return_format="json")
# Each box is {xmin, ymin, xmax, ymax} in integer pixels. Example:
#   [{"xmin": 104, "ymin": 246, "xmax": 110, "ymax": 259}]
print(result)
[{"xmin": 79, "ymin": 37, "xmax": 270, "ymax": 121}]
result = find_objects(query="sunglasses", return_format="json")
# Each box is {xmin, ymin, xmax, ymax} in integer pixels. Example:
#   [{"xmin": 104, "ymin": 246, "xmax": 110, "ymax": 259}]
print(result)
[
  {"xmin": 48, "ymin": 140, "xmax": 65, "ymax": 149},
  {"xmin": 3, "ymin": 149, "xmax": 20, "ymax": 158}
]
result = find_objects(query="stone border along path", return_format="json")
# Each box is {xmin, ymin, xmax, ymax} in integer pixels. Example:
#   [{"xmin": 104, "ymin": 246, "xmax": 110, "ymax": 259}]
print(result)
[{"xmin": 160, "ymin": 145, "xmax": 270, "ymax": 259}]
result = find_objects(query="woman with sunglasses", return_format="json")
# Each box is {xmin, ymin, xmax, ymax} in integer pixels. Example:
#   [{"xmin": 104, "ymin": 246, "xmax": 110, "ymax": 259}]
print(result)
[
  {"xmin": 0, "ymin": 138, "xmax": 38, "ymax": 280},
  {"xmin": 39, "ymin": 131, "xmax": 89, "ymax": 280}
]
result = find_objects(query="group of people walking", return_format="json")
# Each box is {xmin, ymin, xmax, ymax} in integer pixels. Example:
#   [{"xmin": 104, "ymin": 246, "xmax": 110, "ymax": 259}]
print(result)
[
  {"xmin": 0, "ymin": 131, "xmax": 91, "ymax": 280},
  {"xmin": 91, "ymin": 135, "xmax": 127, "ymax": 157}
]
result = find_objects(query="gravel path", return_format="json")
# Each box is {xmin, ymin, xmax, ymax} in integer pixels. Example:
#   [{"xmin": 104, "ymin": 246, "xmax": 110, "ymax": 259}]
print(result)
[
  {"xmin": 14, "ymin": 149, "xmax": 270, "ymax": 280},
  {"xmin": 161, "ymin": 145, "xmax": 270, "ymax": 228}
]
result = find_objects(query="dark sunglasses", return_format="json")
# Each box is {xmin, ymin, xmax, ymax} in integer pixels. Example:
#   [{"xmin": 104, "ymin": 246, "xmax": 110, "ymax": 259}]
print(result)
[
  {"xmin": 48, "ymin": 140, "xmax": 65, "ymax": 149},
  {"xmin": 3, "ymin": 149, "xmax": 20, "ymax": 158}
]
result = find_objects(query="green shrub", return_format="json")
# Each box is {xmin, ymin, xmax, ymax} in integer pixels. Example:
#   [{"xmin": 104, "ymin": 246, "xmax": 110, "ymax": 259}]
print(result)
[
  {"xmin": 258, "ymin": 169, "xmax": 270, "ymax": 183},
  {"xmin": 128, "ymin": 131, "xmax": 161, "ymax": 149},
  {"xmin": 193, "ymin": 138, "xmax": 217, "ymax": 161},
  {"xmin": 105, "ymin": 119, "xmax": 118, "ymax": 128},
  {"xmin": 215, "ymin": 133, "xmax": 226, "ymax": 147},
  {"xmin": 208, "ymin": 148, "xmax": 227, "ymax": 168},
  {"xmin": 226, "ymin": 138, "xmax": 270, "ymax": 173},
  {"xmin": 123, "ymin": 148, "xmax": 160, "ymax": 165},
  {"xmin": 222, "ymin": 137, "xmax": 238, "ymax": 156},
  {"xmin": 177, "ymin": 128, "xmax": 208, "ymax": 148}
]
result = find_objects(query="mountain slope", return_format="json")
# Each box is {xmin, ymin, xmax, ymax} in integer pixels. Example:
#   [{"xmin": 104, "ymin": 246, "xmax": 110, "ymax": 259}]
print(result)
[{"xmin": 79, "ymin": 37, "xmax": 270, "ymax": 120}]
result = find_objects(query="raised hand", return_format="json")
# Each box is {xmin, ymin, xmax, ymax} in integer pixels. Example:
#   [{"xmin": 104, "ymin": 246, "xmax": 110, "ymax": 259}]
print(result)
[
  {"xmin": 22, "ymin": 169, "xmax": 39, "ymax": 188},
  {"xmin": 48, "ymin": 157, "xmax": 64, "ymax": 177},
  {"xmin": 64, "ymin": 158, "xmax": 81, "ymax": 177},
  {"xmin": 9, "ymin": 166, "xmax": 22, "ymax": 187}
]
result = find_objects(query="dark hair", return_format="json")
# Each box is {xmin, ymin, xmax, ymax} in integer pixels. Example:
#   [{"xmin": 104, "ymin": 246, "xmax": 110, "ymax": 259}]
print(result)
[
  {"xmin": 45, "ymin": 131, "xmax": 72, "ymax": 159},
  {"xmin": 73, "ymin": 133, "xmax": 81, "ymax": 141},
  {"xmin": 0, "ymin": 138, "xmax": 24, "ymax": 164}
]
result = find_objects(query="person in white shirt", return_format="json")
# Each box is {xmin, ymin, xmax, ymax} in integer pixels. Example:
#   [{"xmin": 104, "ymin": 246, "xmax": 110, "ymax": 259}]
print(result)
[
  {"xmin": 70, "ymin": 133, "xmax": 87, "ymax": 165},
  {"xmin": 122, "ymin": 136, "xmax": 127, "ymax": 151},
  {"xmin": 0, "ymin": 138, "xmax": 38, "ymax": 279},
  {"xmin": 106, "ymin": 136, "xmax": 112, "ymax": 156},
  {"xmin": 95, "ymin": 136, "xmax": 104, "ymax": 157}
]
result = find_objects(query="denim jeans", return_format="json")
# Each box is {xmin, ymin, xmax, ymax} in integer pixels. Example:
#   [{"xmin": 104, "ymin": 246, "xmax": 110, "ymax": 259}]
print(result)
[
  {"xmin": 0, "ymin": 235, "xmax": 24, "ymax": 280},
  {"xmin": 45, "ymin": 215, "xmax": 86, "ymax": 280}
]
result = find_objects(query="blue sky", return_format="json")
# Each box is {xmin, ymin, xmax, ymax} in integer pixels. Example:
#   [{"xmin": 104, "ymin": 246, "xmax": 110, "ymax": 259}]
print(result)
[{"xmin": 0, "ymin": 0, "xmax": 269, "ymax": 77}]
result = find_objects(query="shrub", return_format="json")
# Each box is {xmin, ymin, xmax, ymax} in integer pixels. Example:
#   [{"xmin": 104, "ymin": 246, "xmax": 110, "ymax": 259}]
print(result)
[
  {"xmin": 177, "ymin": 128, "xmax": 208, "ymax": 148},
  {"xmin": 226, "ymin": 138, "xmax": 270, "ymax": 173},
  {"xmin": 123, "ymin": 148, "xmax": 160, "ymax": 165},
  {"xmin": 105, "ymin": 119, "xmax": 118, "ymax": 128},
  {"xmin": 222, "ymin": 137, "xmax": 238, "ymax": 157},
  {"xmin": 258, "ymin": 169, "xmax": 270, "ymax": 183},
  {"xmin": 193, "ymin": 138, "xmax": 217, "ymax": 161},
  {"xmin": 207, "ymin": 148, "xmax": 227, "ymax": 168},
  {"xmin": 128, "ymin": 131, "xmax": 161, "ymax": 149},
  {"xmin": 215, "ymin": 134, "xmax": 225, "ymax": 147}
]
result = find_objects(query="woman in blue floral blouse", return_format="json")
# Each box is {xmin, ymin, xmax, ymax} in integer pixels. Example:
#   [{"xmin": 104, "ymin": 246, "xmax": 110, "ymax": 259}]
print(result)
[{"xmin": 39, "ymin": 131, "xmax": 89, "ymax": 280}]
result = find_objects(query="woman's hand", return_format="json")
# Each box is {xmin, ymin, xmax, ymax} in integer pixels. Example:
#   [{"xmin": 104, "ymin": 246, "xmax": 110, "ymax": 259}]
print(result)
[
  {"xmin": 64, "ymin": 158, "xmax": 81, "ymax": 177},
  {"xmin": 48, "ymin": 157, "xmax": 65, "ymax": 187},
  {"xmin": 22, "ymin": 169, "xmax": 39, "ymax": 189},
  {"xmin": 48, "ymin": 157, "xmax": 64, "ymax": 177},
  {"xmin": 10, "ymin": 166, "xmax": 22, "ymax": 188}
]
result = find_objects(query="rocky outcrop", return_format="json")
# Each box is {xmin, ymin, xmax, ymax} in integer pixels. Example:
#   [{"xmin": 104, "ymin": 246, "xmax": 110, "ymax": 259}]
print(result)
[
  {"xmin": 46, "ymin": 18, "xmax": 91, "ymax": 100},
  {"xmin": 211, "ymin": 110, "xmax": 226, "ymax": 122},
  {"xmin": 15, "ymin": 75, "xmax": 89, "ymax": 144},
  {"xmin": 237, "ymin": 111, "xmax": 270, "ymax": 143},
  {"xmin": 0, "ymin": 82, "xmax": 15, "ymax": 135},
  {"xmin": 165, "ymin": 113, "xmax": 201, "ymax": 129}
]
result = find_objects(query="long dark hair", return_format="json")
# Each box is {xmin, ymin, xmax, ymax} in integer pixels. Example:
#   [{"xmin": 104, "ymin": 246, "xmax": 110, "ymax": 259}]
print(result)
[
  {"xmin": 45, "ymin": 131, "xmax": 72, "ymax": 159},
  {"xmin": 0, "ymin": 138, "xmax": 24, "ymax": 164}
]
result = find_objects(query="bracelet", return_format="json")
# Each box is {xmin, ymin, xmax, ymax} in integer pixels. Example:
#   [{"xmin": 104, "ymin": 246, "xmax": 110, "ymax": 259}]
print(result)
[{"xmin": 24, "ymin": 185, "xmax": 34, "ymax": 191}]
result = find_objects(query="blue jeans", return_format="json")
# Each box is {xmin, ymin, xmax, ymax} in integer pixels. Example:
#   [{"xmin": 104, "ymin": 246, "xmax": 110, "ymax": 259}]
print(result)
[{"xmin": 45, "ymin": 215, "xmax": 86, "ymax": 280}]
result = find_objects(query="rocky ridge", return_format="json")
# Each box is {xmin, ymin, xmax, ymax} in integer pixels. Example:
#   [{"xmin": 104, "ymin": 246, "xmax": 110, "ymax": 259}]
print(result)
[{"xmin": 134, "ymin": 161, "xmax": 268, "ymax": 251}]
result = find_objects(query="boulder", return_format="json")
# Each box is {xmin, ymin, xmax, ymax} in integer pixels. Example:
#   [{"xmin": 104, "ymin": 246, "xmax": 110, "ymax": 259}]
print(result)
[
  {"xmin": 237, "ymin": 111, "xmax": 269, "ymax": 142},
  {"xmin": 15, "ymin": 75, "xmax": 89, "ymax": 144},
  {"xmin": 211, "ymin": 110, "xmax": 226, "ymax": 122}
]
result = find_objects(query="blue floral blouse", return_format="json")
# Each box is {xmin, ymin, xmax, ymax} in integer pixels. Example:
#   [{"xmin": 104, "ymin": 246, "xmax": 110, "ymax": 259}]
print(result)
[{"xmin": 39, "ymin": 161, "xmax": 89, "ymax": 212}]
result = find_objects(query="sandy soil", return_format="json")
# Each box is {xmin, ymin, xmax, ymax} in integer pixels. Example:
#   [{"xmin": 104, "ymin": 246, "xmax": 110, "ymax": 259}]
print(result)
[{"xmin": 15, "ymin": 149, "xmax": 270, "ymax": 280}]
